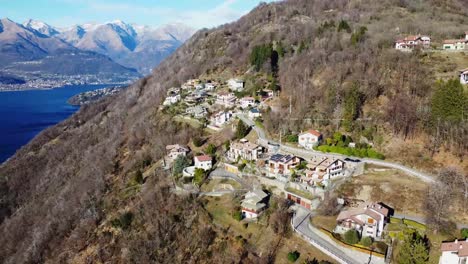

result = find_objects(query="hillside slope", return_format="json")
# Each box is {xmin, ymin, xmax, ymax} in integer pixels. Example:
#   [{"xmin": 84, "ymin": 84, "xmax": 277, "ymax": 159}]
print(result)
[{"xmin": 0, "ymin": 0, "xmax": 467, "ymax": 263}]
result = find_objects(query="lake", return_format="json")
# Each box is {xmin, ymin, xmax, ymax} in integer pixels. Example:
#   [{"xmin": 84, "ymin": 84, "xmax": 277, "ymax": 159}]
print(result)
[{"xmin": 0, "ymin": 84, "xmax": 110, "ymax": 163}]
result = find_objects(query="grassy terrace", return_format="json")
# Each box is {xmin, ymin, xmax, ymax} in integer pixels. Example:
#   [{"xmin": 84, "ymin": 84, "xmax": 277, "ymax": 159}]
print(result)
[{"xmin": 285, "ymin": 187, "xmax": 316, "ymax": 200}]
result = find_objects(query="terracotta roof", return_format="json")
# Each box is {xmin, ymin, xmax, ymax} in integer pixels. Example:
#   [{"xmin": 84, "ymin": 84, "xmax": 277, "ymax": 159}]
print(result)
[
  {"xmin": 443, "ymin": 39, "xmax": 467, "ymax": 44},
  {"xmin": 301, "ymin": 129, "xmax": 322, "ymax": 137},
  {"xmin": 441, "ymin": 239, "xmax": 468, "ymax": 257},
  {"xmin": 195, "ymin": 155, "xmax": 212, "ymax": 162}
]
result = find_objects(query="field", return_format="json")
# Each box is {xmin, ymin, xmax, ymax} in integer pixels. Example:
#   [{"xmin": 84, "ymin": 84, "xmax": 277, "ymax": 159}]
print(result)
[
  {"xmin": 337, "ymin": 166, "xmax": 429, "ymax": 217},
  {"xmin": 200, "ymin": 179, "xmax": 242, "ymax": 192},
  {"xmin": 201, "ymin": 195, "xmax": 337, "ymax": 263},
  {"xmin": 425, "ymin": 51, "xmax": 468, "ymax": 80}
]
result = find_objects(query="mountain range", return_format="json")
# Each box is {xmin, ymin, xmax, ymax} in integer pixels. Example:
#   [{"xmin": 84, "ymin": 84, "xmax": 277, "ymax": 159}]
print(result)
[{"xmin": 0, "ymin": 18, "xmax": 195, "ymax": 87}]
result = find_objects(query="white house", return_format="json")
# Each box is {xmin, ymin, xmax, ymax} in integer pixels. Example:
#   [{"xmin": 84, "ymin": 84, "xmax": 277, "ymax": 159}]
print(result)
[
  {"xmin": 248, "ymin": 108, "xmax": 262, "ymax": 119},
  {"xmin": 195, "ymin": 83, "xmax": 205, "ymax": 90},
  {"xmin": 163, "ymin": 94, "xmax": 181, "ymax": 106},
  {"xmin": 443, "ymin": 32, "xmax": 468, "ymax": 51},
  {"xmin": 460, "ymin": 68, "xmax": 468, "ymax": 85},
  {"xmin": 439, "ymin": 239, "xmax": 468, "ymax": 264},
  {"xmin": 215, "ymin": 92, "xmax": 237, "ymax": 107},
  {"xmin": 205, "ymin": 83, "xmax": 216, "ymax": 91},
  {"xmin": 210, "ymin": 111, "xmax": 233, "ymax": 127},
  {"xmin": 303, "ymin": 157, "xmax": 346, "ymax": 186},
  {"xmin": 334, "ymin": 202, "xmax": 390, "ymax": 239},
  {"xmin": 194, "ymin": 155, "xmax": 212, "ymax": 171},
  {"xmin": 227, "ymin": 78, "xmax": 245, "ymax": 91},
  {"xmin": 227, "ymin": 139, "xmax": 263, "ymax": 161},
  {"xmin": 241, "ymin": 189, "xmax": 269, "ymax": 219},
  {"xmin": 165, "ymin": 144, "xmax": 190, "ymax": 160},
  {"xmin": 298, "ymin": 129, "xmax": 322, "ymax": 149},
  {"xmin": 186, "ymin": 105, "xmax": 207, "ymax": 118},
  {"xmin": 240, "ymin": 97, "xmax": 256, "ymax": 109},
  {"xmin": 395, "ymin": 35, "xmax": 431, "ymax": 51}
]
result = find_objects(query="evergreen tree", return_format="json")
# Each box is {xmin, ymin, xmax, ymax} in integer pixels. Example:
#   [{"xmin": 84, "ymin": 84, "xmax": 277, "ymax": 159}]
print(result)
[
  {"xmin": 398, "ymin": 231, "xmax": 429, "ymax": 264},
  {"xmin": 343, "ymin": 84, "xmax": 363, "ymax": 131},
  {"xmin": 236, "ymin": 120, "xmax": 249, "ymax": 139},
  {"xmin": 431, "ymin": 79, "xmax": 467, "ymax": 123}
]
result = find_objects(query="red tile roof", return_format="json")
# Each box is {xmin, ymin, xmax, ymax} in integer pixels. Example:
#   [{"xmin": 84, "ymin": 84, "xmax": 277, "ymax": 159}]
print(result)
[
  {"xmin": 301, "ymin": 129, "xmax": 321, "ymax": 137},
  {"xmin": 195, "ymin": 155, "xmax": 212, "ymax": 162}
]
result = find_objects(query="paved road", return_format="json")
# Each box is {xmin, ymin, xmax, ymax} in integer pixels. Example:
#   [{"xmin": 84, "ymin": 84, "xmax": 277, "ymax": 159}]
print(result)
[
  {"xmin": 292, "ymin": 207, "xmax": 384, "ymax": 264},
  {"xmin": 238, "ymin": 115, "xmax": 435, "ymax": 183}
]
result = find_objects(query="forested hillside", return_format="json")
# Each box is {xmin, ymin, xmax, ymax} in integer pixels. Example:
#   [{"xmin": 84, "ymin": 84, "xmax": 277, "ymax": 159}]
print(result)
[{"xmin": 0, "ymin": 0, "xmax": 466, "ymax": 263}]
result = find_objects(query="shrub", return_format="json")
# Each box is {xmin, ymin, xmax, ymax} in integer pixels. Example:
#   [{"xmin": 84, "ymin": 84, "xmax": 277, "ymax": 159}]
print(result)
[
  {"xmin": 344, "ymin": 229, "xmax": 360, "ymax": 244},
  {"xmin": 111, "ymin": 211, "xmax": 134, "ymax": 230},
  {"xmin": 285, "ymin": 134, "xmax": 298, "ymax": 143},
  {"xmin": 193, "ymin": 168, "xmax": 206, "ymax": 185},
  {"xmin": 205, "ymin": 143, "xmax": 217, "ymax": 156},
  {"xmin": 193, "ymin": 136, "xmax": 204, "ymax": 147},
  {"xmin": 287, "ymin": 250, "xmax": 300, "ymax": 262},
  {"xmin": 360, "ymin": 236, "xmax": 373, "ymax": 247},
  {"xmin": 461, "ymin": 228, "xmax": 468, "ymax": 239},
  {"xmin": 133, "ymin": 169, "xmax": 144, "ymax": 184},
  {"xmin": 232, "ymin": 211, "xmax": 243, "ymax": 221}
]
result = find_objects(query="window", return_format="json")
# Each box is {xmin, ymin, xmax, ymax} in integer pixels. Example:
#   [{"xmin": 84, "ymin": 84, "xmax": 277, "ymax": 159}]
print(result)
[{"xmin": 368, "ymin": 218, "xmax": 374, "ymax": 224}]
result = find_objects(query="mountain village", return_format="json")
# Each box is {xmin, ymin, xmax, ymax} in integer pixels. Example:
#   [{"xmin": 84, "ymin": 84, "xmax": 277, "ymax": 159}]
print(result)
[{"xmin": 157, "ymin": 63, "xmax": 468, "ymax": 264}]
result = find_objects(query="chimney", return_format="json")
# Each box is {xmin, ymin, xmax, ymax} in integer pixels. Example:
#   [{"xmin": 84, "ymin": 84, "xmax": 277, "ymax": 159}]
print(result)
[{"xmin": 455, "ymin": 239, "xmax": 458, "ymax": 244}]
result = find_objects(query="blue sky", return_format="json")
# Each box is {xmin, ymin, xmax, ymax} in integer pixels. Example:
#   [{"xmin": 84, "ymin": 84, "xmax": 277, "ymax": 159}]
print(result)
[{"xmin": 1, "ymin": 0, "xmax": 273, "ymax": 29}]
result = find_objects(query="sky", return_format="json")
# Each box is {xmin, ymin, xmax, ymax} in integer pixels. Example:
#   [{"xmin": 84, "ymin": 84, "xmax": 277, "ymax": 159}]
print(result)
[{"xmin": 0, "ymin": 0, "xmax": 273, "ymax": 29}]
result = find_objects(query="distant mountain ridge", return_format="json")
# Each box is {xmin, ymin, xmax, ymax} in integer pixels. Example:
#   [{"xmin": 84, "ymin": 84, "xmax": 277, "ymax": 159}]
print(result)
[
  {"xmin": 21, "ymin": 19, "xmax": 196, "ymax": 73},
  {"xmin": 0, "ymin": 18, "xmax": 196, "ymax": 88}
]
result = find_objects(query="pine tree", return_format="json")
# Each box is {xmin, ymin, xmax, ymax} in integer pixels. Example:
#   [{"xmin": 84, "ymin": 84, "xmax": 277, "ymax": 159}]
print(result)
[
  {"xmin": 431, "ymin": 79, "xmax": 467, "ymax": 123},
  {"xmin": 236, "ymin": 120, "xmax": 249, "ymax": 139}
]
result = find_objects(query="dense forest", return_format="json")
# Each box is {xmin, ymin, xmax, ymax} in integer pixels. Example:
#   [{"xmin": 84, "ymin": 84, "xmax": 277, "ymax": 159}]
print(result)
[{"xmin": 0, "ymin": 0, "xmax": 467, "ymax": 263}]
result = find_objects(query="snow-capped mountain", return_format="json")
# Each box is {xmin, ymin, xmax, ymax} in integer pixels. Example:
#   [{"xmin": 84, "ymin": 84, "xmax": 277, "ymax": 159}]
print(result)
[
  {"xmin": 7, "ymin": 18, "xmax": 196, "ymax": 74},
  {"xmin": 23, "ymin": 19, "xmax": 60, "ymax": 37},
  {"xmin": 56, "ymin": 20, "xmax": 196, "ymax": 73},
  {"xmin": 0, "ymin": 18, "xmax": 138, "ymax": 79}
]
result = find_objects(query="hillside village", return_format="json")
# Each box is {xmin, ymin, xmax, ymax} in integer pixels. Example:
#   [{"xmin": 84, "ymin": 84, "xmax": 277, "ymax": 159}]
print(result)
[
  {"xmin": 158, "ymin": 62, "xmax": 467, "ymax": 263},
  {"xmin": 1, "ymin": 1, "xmax": 468, "ymax": 264}
]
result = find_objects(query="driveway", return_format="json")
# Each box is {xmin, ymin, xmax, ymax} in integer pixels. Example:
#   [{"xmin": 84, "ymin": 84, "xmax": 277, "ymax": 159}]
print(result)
[{"xmin": 292, "ymin": 207, "xmax": 385, "ymax": 264}]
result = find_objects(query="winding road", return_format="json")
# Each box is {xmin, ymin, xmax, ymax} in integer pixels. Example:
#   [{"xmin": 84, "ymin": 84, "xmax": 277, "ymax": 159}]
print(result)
[{"xmin": 238, "ymin": 114, "xmax": 435, "ymax": 183}]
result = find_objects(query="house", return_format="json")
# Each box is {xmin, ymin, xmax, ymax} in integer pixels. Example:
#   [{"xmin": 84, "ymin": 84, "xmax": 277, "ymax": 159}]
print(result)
[
  {"xmin": 194, "ymin": 155, "xmax": 212, "ymax": 170},
  {"xmin": 205, "ymin": 83, "xmax": 216, "ymax": 91},
  {"xmin": 215, "ymin": 92, "xmax": 237, "ymax": 107},
  {"xmin": 298, "ymin": 129, "xmax": 322, "ymax": 149},
  {"xmin": 443, "ymin": 39, "xmax": 468, "ymax": 50},
  {"xmin": 163, "ymin": 94, "xmax": 181, "ymax": 106},
  {"xmin": 302, "ymin": 157, "xmax": 346, "ymax": 186},
  {"xmin": 248, "ymin": 108, "xmax": 262, "ymax": 119},
  {"xmin": 227, "ymin": 139, "xmax": 263, "ymax": 161},
  {"xmin": 268, "ymin": 154, "xmax": 301, "ymax": 176},
  {"xmin": 439, "ymin": 239, "xmax": 468, "ymax": 264},
  {"xmin": 240, "ymin": 97, "xmax": 256, "ymax": 109},
  {"xmin": 210, "ymin": 111, "xmax": 233, "ymax": 127},
  {"xmin": 334, "ymin": 202, "xmax": 390, "ymax": 239},
  {"xmin": 195, "ymin": 83, "xmax": 205, "ymax": 90},
  {"xmin": 443, "ymin": 32, "xmax": 468, "ymax": 50},
  {"xmin": 241, "ymin": 189, "xmax": 269, "ymax": 219},
  {"xmin": 460, "ymin": 68, "xmax": 468, "ymax": 85},
  {"xmin": 395, "ymin": 35, "xmax": 431, "ymax": 51},
  {"xmin": 165, "ymin": 144, "xmax": 190, "ymax": 160},
  {"xmin": 228, "ymin": 78, "xmax": 245, "ymax": 91},
  {"xmin": 186, "ymin": 105, "xmax": 207, "ymax": 118}
]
